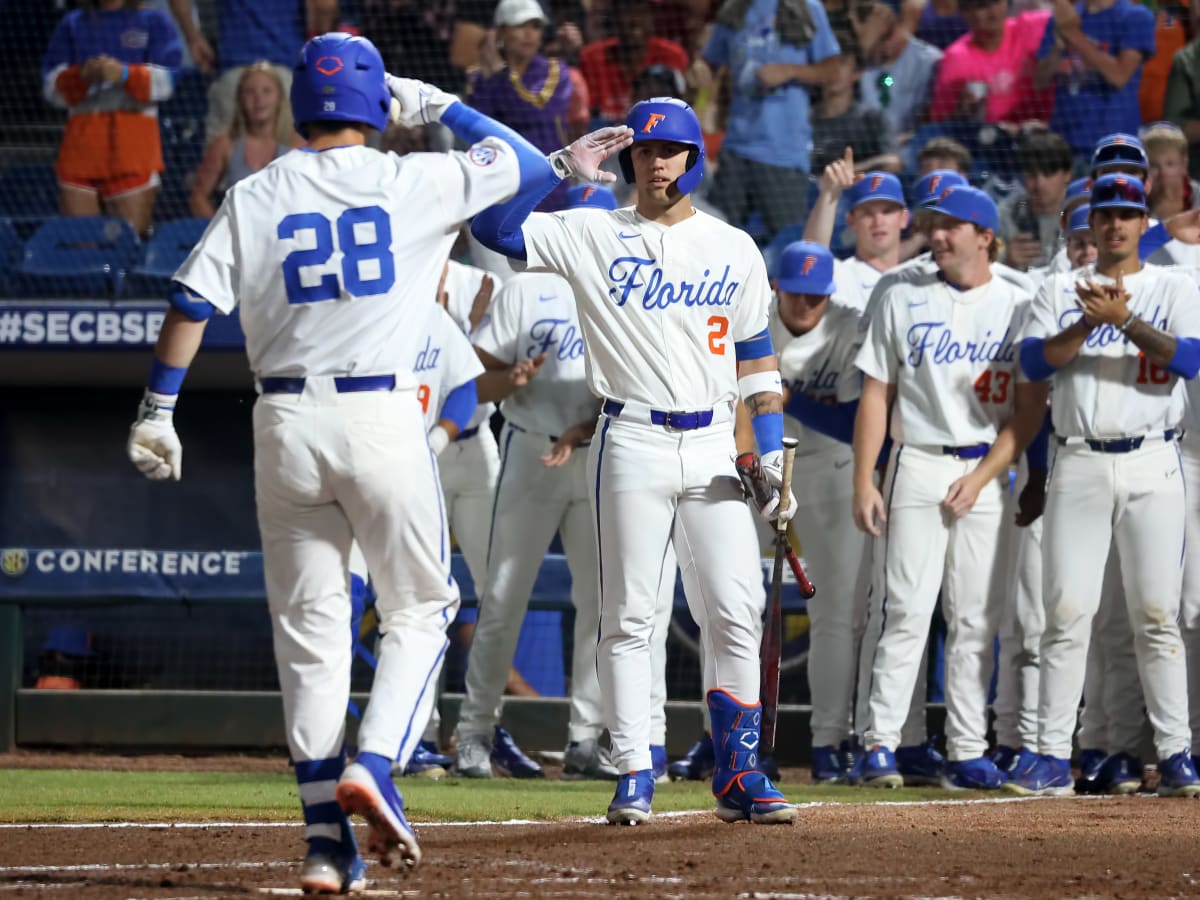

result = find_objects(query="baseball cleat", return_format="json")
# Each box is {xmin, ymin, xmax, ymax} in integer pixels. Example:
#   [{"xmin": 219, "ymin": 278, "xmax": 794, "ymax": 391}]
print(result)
[
  {"xmin": 668, "ymin": 733, "xmax": 715, "ymax": 781},
  {"xmin": 336, "ymin": 759, "xmax": 421, "ymax": 869},
  {"xmin": 1156, "ymin": 751, "xmax": 1200, "ymax": 797},
  {"xmin": 403, "ymin": 739, "xmax": 452, "ymax": 779},
  {"xmin": 1074, "ymin": 747, "xmax": 1107, "ymax": 793},
  {"xmin": 1095, "ymin": 752, "xmax": 1143, "ymax": 795},
  {"xmin": 714, "ymin": 770, "xmax": 798, "ymax": 824},
  {"xmin": 811, "ymin": 745, "xmax": 845, "ymax": 784},
  {"xmin": 650, "ymin": 744, "xmax": 669, "ymax": 784},
  {"xmin": 563, "ymin": 738, "xmax": 619, "ymax": 781},
  {"xmin": 706, "ymin": 689, "xmax": 796, "ymax": 824},
  {"xmin": 606, "ymin": 771, "xmax": 654, "ymax": 825},
  {"xmin": 491, "ymin": 726, "xmax": 544, "ymax": 779},
  {"xmin": 941, "ymin": 756, "xmax": 1007, "ymax": 790},
  {"xmin": 896, "ymin": 739, "xmax": 946, "ymax": 786},
  {"xmin": 988, "ymin": 745, "xmax": 1017, "ymax": 773},
  {"xmin": 858, "ymin": 745, "xmax": 903, "ymax": 789},
  {"xmin": 1002, "ymin": 754, "xmax": 1074, "ymax": 796},
  {"xmin": 300, "ymin": 847, "xmax": 367, "ymax": 895},
  {"xmin": 452, "ymin": 733, "xmax": 493, "ymax": 778}
]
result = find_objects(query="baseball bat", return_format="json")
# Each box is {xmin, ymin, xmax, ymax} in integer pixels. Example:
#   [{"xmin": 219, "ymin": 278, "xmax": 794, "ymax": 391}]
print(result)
[
  {"xmin": 733, "ymin": 452, "xmax": 816, "ymax": 599},
  {"xmin": 761, "ymin": 438, "xmax": 799, "ymax": 756}
]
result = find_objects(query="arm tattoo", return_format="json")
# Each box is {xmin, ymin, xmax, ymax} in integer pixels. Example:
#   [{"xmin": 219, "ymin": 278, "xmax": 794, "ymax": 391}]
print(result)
[
  {"xmin": 1126, "ymin": 317, "xmax": 1178, "ymax": 368},
  {"xmin": 744, "ymin": 390, "xmax": 783, "ymax": 417}
]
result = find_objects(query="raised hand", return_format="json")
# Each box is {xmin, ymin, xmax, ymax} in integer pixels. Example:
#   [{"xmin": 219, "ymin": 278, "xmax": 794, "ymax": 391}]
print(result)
[
  {"xmin": 549, "ymin": 126, "xmax": 634, "ymax": 183},
  {"xmin": 819, "ymin": 146, "xmax": 857, "ymax": 197},
  {"xmin": 385, "ymin": 74, "xmax": 458, "ymax": 126}
]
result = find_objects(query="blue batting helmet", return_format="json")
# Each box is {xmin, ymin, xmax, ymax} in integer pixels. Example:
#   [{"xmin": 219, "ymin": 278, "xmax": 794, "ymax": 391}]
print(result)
[
  {"xmin": 291, "ymin": 32, "xmax": 390, "ymax": 137},
  {"xmin": 618, "ymin": 97, "xmax": 705, "ymax": 195}
]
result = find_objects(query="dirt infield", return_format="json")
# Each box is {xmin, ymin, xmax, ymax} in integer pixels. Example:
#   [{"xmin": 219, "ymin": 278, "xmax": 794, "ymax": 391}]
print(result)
[{"xmin": 2, "ymin": 797, "xmax": 1199, "ymax": 899}]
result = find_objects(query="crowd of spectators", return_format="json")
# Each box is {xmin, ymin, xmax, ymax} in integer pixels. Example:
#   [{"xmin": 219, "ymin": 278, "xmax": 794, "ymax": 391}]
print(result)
[{"xmin": 12, "ymin": 0, "xmax": 1200, "ymax": 266}]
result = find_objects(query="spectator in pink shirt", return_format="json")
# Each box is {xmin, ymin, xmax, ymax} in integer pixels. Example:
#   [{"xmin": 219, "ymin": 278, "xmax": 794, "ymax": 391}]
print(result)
[{"xmin": 928, "ymin": 0, "xmax": 1053, "ymax": 127}]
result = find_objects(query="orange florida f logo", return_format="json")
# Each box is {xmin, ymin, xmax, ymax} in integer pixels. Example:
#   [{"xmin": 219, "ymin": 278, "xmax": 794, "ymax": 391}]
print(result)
[
  {"xmin": 801, "ymin": 256, "xmax": 817, "ymax": 276},
  {"xmin": 642, "ymin": 112, "xmax": 667, "ymax": 132},
  {"xmin": 870, "ymin": 174, "xmax": 884, "ymax": 191}
]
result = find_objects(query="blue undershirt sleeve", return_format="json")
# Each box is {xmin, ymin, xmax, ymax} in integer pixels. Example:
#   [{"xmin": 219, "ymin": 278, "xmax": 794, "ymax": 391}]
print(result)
[{"xmin": 438, "ymin": 379, "xmax": 478, "ymax": 432}]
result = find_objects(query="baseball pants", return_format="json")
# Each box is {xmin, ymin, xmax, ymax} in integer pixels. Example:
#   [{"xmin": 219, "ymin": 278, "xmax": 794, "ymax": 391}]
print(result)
[
  {"xmin": 438, "ymin": 426, "xmax": 500, "ymax": 594},
  {"xmin": 1179, "ymin": 436, "xmax": 1200, "ymax": 754},
  {"xmin": 456, "ymin": 423, "xmax": 604, "ymax": 744},
  {"xmin": 254, "ymin": 379, "xmax": 457, "ymax": 774},
  {"xmin": 589, "ymin": 408, "xmax": 764, "ymax": 774},
  {"xmin": 863, "ymin": 445, "xmax": 1006, "ymax": 761},
  {"xmin": 1037, "ymin": 439, "xmax": 1190, "ymax": 760}
]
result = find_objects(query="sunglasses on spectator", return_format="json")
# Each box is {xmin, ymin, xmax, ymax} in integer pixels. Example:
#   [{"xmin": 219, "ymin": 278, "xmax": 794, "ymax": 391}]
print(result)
[{"xmin": 1093, "ymin": 144, "xmax": 1148, "ymax": 167}]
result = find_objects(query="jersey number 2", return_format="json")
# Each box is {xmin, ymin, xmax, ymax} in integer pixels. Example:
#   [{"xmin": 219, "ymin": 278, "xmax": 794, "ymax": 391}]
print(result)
[
  {"xmin": 708, "ymin": 316, "xmax": 729, "ymax": 355},
  {"xmin": 278, "ymin": 206, "xmax": 396, "ymax": 304}
]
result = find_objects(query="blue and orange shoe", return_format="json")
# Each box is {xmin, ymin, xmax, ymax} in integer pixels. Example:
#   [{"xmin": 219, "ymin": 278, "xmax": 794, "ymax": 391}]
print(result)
[
  {"xmin": 707, "ymin": 689, "xmax": 797, "ymax": 824},
  {"xmin": 1003, "ymin": 754, "xmax": 1074, "ymax": 796},
  {"xmin": 336, "ymin": 753, "xmax": 421, "ymax": 869},
  {"xmin": 607, "ymin": 771, "xmax": 654, "ymax": 825}
]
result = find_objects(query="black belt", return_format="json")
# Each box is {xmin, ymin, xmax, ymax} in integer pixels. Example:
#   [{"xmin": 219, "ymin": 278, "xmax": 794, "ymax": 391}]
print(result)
[
  {"xmin": 457, "ymin": 426, "xmax": 479, "ymax": 441},
  {"xmin": 260, "ymin": 375, "xmax": 396, "ymax": 394},
  {"xmin": 1056, "ymin": 429, "xmax": 1176, "ymax": 454},
  {"xmin": 602, "ymin": 399, "xmax": 714, "ymax": 430},
  {"xmin": 942, "ymin": 443, "xmax": 990, "ymax": 460}
]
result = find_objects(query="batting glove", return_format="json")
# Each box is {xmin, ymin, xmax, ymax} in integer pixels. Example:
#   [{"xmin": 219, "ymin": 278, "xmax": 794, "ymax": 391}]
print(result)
[
  {"xmin": 759, "ymin": 450, "xmax": 798, "ymax": 525},
  {"xmin": 385, "ymin": 75, "xmax": 459, "ymax": 126},
  {"xmin": 128, "ymin": 390, "xmax": 182, "ymax": 481},
  {"xmin": 548, "ymin": 125, "xmax": 634, "ymax": 184}
]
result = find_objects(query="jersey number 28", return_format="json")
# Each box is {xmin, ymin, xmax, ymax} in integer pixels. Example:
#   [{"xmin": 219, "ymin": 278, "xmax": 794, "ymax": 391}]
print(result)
[{"xmin": 278, "ymin": 205, "xmax": 396, "ymax": 304}]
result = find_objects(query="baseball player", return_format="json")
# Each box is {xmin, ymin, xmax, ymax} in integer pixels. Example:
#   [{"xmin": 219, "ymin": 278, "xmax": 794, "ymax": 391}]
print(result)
[
  {"xmin": 769, "ymin": 240, "xmax": 870, "ymax": 783},
  {"xmin": 852, "ymin": 186, "xmax": 1048, "ymax": 791},
  {"xmin": 1183, "ymin": 379, "xmax": 1200, "ymax": 775},
  {"xmin": 126, "ymin": 33, "xmax": 568, "ymax": 887},
  {"xmin": 465, "ymin": 96, "xmax": 798, "ymax": 825},
  {"xmin": 1008, "ymin": 173, "xmax": 1200, "ymax": 797}
]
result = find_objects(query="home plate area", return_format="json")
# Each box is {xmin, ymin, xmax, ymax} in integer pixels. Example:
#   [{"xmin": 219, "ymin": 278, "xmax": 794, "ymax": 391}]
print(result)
[{"xmin": 2, "ymin": 798, "xmax": 1198, "ymax": 899}]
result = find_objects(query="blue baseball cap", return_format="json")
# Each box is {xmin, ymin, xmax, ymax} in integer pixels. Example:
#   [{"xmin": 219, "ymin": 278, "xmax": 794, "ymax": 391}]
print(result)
[
  {"xmin": 565, "ymin": 183, "xmax": 618, "ymax": 210},
  {"xmin": 925, "ymin": 185, "xmax": 999, "ymax": 231},
  {"xmin": 913, "ymin": 170, "xmax": 968, "ymax": 207},
  {"xmin": 845, "ymin": 172, "xmax": 906, "ymax": 210},
  {"xmin": 1089, "ymin": 173, "xmax": 1148, "ymax": 213},
  {"xmin": 1063, "ymin": 177, "xmax": 1092, "ymax": 209},
  {"xmin": 1091, "ymin": 133, "xmax": 1149, "ymax": 175},
  {"xmin": 44, "ymin": 625, "xmax": 93, "ymax": 657},
  {"xmin": 776, "ymin": 241, "xmax": 837, "ymax": 295},
  {"xmin": 1067, "ymin": 205, "xmax": 1091, "ymax": 233}
]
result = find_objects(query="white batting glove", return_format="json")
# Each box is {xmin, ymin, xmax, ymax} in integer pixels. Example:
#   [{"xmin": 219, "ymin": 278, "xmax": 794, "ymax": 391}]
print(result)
[
  {"xmin": 427, "ymin": 424, "xmax": 452, "ymax": 456},
  {"xmin": 548, "ymin": 126, "xmax": 634, "ymax": 184},
  {"xmin": 758, "ymin": 450, "xmax": 798, "ymax": 524},
  {"xmin": 128, "ymin": 390, "xmax": 182, "ymax": 481},
  {"xmin": 385, "ymin": 74, "xmax": 459, "ymax": 126}
]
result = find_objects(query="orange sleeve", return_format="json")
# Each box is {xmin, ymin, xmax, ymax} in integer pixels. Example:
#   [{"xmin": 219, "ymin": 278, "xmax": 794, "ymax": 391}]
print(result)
[
  {"xmin": 124, "ymin": 65, "xmax": 153, "ymax": 104},
  {"xmin": 55, "ymin": 66, "xmax": 89, "ymax": 107}
]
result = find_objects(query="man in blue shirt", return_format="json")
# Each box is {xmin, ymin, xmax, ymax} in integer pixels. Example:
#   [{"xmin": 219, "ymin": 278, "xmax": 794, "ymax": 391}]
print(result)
[
  {"xmin": 703, "ymin": 0, "xmax": 841, "ymax": 241},
  {"xmin": 1034, "ymin": 0, "xmax": 1155, "ymax": 154}
]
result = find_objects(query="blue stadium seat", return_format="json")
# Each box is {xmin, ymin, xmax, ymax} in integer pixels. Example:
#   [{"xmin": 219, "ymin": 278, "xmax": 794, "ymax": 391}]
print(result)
[
  {"xmin": 14, "ymin": 216, "xmax": 140, "ymax": 299},
  {"xmin": 0, "ymin": 164, "xmax": 59, "ymax": 223},
  {"xmin": 126, "ymin": 216, "xmax": 209, "ymax": 298}
]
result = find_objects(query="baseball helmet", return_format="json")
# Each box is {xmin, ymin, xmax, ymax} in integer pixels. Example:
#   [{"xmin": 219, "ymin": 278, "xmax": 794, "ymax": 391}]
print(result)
[
  {"xmin": 618, "ymin": 97, "xmax": 705, "ymax": 195},
  {"xmin": 291, "ymin": 32, "xmax": 390, "ymax": 137},
  {"xmin": 566, "ymin": 183, "xmax": 618, "ymax": 210}
]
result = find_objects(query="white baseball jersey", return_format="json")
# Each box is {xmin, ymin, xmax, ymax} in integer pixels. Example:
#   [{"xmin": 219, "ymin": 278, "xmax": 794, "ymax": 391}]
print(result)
[
  {"xmin": 520, "ymin": 208, "xmax": 772, "ymax": 409},
  {"xmin": 407, "ymin": 303, "xmax": 485, "ymax": 430},
  {"xmin": 1023, "ymin": 264, "xmax": 1200, "ymax": 438},
  {"xmin": 856, "ymin": 268, "xmax": 1031, "ymax": 447},
  {"xmin": 473, "ymin": 271, "xmax": 597, "ymax": 437},
  {"xmin": 441, "ymin": 259, "xmax": 503, "ymax": 430},
  {"xmin": 173, "ymin": 142, "xmax": 518, "ymax": 379},
  {"xmin": 833, "ymin": 256, "xmax": 887, "ymax": 313},
  {"xmin": 770, "ymin": 300, "xmax": 863, "ymax": 456}
]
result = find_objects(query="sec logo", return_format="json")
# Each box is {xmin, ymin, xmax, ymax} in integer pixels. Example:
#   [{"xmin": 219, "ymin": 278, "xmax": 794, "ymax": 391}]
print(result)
[
  {"xmin": 469, "ymin": 145, "xmax": 498, "ymax": 167},
  {"xmin": 1, "ymin": 548, "xmax": 28, "ymax": 578}
]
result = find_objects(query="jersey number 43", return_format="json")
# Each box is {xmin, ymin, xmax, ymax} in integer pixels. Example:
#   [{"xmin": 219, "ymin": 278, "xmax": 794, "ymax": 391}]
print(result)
[{"xmin": 278, "ymin": 205, "xmax": 396, "ymax": 304}]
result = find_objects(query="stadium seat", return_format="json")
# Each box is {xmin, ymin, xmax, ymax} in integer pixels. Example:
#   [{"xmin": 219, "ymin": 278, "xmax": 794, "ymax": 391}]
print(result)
[
  {"xmin": 14, "ymin": 216, "xmax": 140, "ymax": 299},
  {"xmin": 126, "ymin": 216, "xmax": 209, "ymax": 298},
  {"xmin": 0, "ymin": 164, "xmax": 59, "ymax": 223}
]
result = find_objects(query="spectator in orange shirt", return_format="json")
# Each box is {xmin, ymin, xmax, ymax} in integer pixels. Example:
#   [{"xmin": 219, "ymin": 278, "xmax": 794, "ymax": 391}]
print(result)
[
  {"xmin": 579, "ymin": 0, "xmax": 691, "ymax": 122},
  {"xmin": 42, "ymin": 0, "xmax": 182, "ymax": 235}
]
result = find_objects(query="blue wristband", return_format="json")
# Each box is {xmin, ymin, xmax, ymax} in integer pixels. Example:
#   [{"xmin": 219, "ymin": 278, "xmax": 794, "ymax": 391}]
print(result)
[
  {"xmin": 751, "ymin": 411, "xmax": 784, "ymax": 456},
  {"xmin": 120, "ymin": 64, "xmax": 129, "ymax": 85},
  {"xmin": 149, "ymin": 358, "xmax": 187, "ymax": 395}
]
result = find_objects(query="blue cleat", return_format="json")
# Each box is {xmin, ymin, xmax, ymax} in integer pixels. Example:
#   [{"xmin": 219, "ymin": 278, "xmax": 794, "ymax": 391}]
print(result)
[
  {"xmin": 1075, "ymin": 747, "xmax": 1107, "ymax": 793},
  {"xmin": 491, "ymin": 726, "xmax": 544, "ymax": 779},
  {"xmin": 941, "ymin": 756, "xmax": 1007, "ymax": 790},
  {"xmin": 650, "ymin": 744, "xmax": 669, "ymax": 784},
  {"xmin": 811, "ymin": 745, "xmax": 845, "ymax": 784},
  {"xmin": 607, "ymin": 771, "xmax": 654, "ymax": 825},
  {"xmin": 1003, "ymin": 754, "xmax": 1074, "ymax": 796},
  {"xmin": 668, "ymin": 733, "xmax": 715, "ymax": 781},
  {"xmin": 337, "ymin": 753, "xmax": 421, "ymax": 869},
  {"xmin": 707, "ymin": 689, "xmax": 797, "ymax": 824},
  {"xmin": 895, "ymin": 739, "xmax": 946, "ymax": 786},
  {"xmin": 854, "ymin": 745, "xmax": 903, "ymax": 789},
  {"xmin": 403, "ymin": 739, "xmax": 452, "ymax": 778},
  {"xmin": 989, "ymin": 745, "xmax": 1017, "ymax": 773},
  {"xmin": 300, "ymin": 816, "xmax": 366, "ymax": 895},
  {"xmin": 1095, "ymin": 752, "xmax": 1142, "ymax": 795},
  {"xmin": 1156, "ymin": 750, "xmax": 1200, "ymax": 797}
]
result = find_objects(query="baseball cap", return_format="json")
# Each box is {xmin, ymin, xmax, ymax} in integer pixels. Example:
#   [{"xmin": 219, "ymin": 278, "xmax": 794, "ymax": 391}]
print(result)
[
  {"xmin": 566, "ymin": 183, "xmax": 618, "ymax": 210},
  {"xmin": 925, "ymin": 185, "xmax": 999, "ymax": 231},
  {"xmin": 776, "ymin": 241, "xmax": 837, "ymax": 295},
  {"xmin": 494, "ymin": 0, "xmax": 546, "ymax": 27},
  {"xmin": 1062, "ymin": 177, "xmax": 1092, "ymax": 212},
  {"xmin": 913, "ymin": 169, "xmax": 968, "ymax": 207},
  {"xmin": 1067, "ymin": 205, "xmax": 1092, "ymax": 233},
  {"xmin": 1089, "ymin": 173, "xmax": 1148, "ymax": 213},
  {"xmin": 1090, "ymin": 133, "xmax": 1149, "ymax": 175},
  {"xmin": 845, "ymin": 172, "xmax": 906, "ymax": 210}
]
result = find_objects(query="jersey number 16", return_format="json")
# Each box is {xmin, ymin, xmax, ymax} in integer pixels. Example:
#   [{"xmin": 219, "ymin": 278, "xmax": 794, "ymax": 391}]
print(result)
[{"xmin": 278, "ymin": 205, "xmax": 396, "ymax": 304}]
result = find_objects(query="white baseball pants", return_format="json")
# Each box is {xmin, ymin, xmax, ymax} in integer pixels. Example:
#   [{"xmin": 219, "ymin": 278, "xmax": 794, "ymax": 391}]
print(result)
[
  {"xmin": 589, "ymin": 411, "xmax": 764, "ymax": 774},
  {"xmin": 254, "ymin": 379, "xmax": 458, "ymax": 771},
  {"xmin": 862, "ymin": 446, "xmax": 1006, "ymax": 761},
  {"xmin": 438, "ymin": 426, "xmax": 500, "ymax": 594},
  {"xmin": 1038, "ymin": 439, "xmax": 1190, "ymax": 760},
  {"xmin": 1179, "ymin": 437, "xmax": 1200, "ymax": 754}
]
